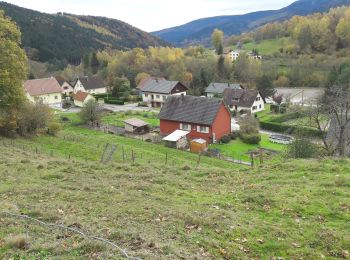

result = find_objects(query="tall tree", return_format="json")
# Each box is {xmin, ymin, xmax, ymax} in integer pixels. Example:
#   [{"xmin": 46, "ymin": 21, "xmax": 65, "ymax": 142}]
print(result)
[
  {"xmin": 90, "ymin": 52, "xmax": 100, "ymax": 74},
  {"xmin": 256, "ymin": 75, "xmax": 276, "ymax": 102},
  {"xmin": 0, "ymin": 11, "xmax": 28, "ymax": 135},
  {"xmin": 212, "ymin": 29, "xmax": 224, "ymax": 55}
]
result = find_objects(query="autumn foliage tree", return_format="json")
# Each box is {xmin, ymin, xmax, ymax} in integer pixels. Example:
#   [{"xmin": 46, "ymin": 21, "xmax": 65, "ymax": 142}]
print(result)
[{"xmin": 0, "ymin": 11, "xmax": 28, "ymax": 135}]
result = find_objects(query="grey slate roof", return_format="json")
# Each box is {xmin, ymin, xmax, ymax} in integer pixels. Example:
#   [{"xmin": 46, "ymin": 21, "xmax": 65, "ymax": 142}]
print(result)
[
  {"xmin": 141, "ymin": 79, "xmax": 186, "ymax": 94},
  {"xmin": 77, "ymin": 76, "xmax": 105, "ymax": 90},
  {"xmin": 223, "ymin": 89, "xmax": 259, "ymax": 108},
  {"xmin": 159, "ymin": 95, "xmax": 224, "ymax": 126},
  {"xmin": 206, "ymin": 82, "xmax": 243, "ymax": 94}
]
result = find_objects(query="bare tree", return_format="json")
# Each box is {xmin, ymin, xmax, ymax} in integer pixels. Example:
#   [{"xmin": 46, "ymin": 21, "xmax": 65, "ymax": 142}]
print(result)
[
  {"xmin": 307, "ymin": 85, "xmax": 350, "ymax": 157},
  {"xmin": 325, "ymin": 86, "xmax": 350, "ymax": 157}
]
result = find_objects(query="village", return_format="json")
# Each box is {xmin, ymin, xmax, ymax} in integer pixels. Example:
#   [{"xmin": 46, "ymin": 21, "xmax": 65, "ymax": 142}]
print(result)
[{"xmin": 22, "ymin": 73, "xmax": 297, "ymax": 164}]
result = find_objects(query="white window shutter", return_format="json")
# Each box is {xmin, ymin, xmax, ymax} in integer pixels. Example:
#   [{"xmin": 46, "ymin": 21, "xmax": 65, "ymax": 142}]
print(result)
[
  {"xmin": 197, "ymin": 126, "xmax": 200, "ymax": 132},
  {"xmin": 180, "ymin": 123, "xmax": 183, "ymax": 130}
]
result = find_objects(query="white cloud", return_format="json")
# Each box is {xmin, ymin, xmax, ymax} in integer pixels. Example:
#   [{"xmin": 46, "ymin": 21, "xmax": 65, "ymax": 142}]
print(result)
[{"xmin": 4, "ymin": 0, "xmax": 296, "ymax": 31}]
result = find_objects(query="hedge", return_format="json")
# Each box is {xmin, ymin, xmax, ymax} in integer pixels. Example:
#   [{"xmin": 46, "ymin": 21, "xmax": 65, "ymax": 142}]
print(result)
[
  {"xmin": 259, "ymin": 120, "xmax": 324, "ymax": 137},
  {"xmin": 104, "ymin": 98, "xmax": 124, "ymax": 105}
]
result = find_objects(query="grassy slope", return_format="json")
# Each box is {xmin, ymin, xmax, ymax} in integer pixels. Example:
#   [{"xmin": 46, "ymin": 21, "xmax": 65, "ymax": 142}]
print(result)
[
  {"xmin": 1, "ymin": 126, "xmax": 350, "ymax": 259},
  {"xmin": 242, "ymin": 37, "xmax": 293, "ymax": 55}
]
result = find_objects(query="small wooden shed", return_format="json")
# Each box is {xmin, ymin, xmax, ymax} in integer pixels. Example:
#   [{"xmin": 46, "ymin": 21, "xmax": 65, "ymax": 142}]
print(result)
[
  {"xmin": 123, "ymin": 118, "xmax": 150, "ymax": 134},
  {"xmin": 190, "ymin": 138, "xmax": 208, "ymax": 153},
  {"xmin": 162, "ymin": 130, "xmax": 189, "ymax": 149}
]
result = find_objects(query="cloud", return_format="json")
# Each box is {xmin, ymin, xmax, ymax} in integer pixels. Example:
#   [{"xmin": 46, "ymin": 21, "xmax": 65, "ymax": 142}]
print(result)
[{"xmin": 4, "ymin": 0, "xmax": 296, "ymax": 31}]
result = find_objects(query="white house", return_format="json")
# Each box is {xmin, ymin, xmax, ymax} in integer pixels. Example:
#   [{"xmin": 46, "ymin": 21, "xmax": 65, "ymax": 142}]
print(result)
[
  {"xmin": 24, "ymin": 77, "xmax": 62, "ymax": 105},
  {"xmin": 223, "ymin": 88, "xmax": 265, "ymax": 113},
  {"xmin": 74, "ymin": 76, "xmax": 107, "ymax": 95},
  {"xmin": 138, "ymin": 78, "xmax": 188, "ymax": 108},
  {"xmin": 225, "ymin": 50, "xmax": 262, "ymax": 62},
  {"xmin": 225, "ymin": 50, "xmax": 240, "ymax": 61},
  {"xmin": 55, "ymin": 77, "xmax": 74, "ymax": 95},
  {"xmin": 73, "ymin": 91, "xmax": 95, "ymax": 107},
  {"xmin": 206, "ymin": 82, "xmax": 244, "ymax": 98}
]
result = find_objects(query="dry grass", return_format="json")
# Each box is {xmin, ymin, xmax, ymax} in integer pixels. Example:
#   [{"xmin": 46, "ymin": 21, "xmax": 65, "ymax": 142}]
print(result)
[{"xmin": 0, "ymin": 131, "xmax": 349, "ymax": 259}]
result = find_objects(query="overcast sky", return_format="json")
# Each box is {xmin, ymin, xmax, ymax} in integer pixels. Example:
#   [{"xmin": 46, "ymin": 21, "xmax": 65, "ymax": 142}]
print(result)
[{"xmin": 4, "ymin": 0, "xmax": 296, "ymax": 32}]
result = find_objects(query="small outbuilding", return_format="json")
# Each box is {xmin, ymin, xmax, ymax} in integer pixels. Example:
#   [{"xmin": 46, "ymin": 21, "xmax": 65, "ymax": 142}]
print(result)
[
  {"xmin": 162, "ymin": 130, "xmax": 189, "ymax": 149},
  {"xmin": 190, "ymin": 139, "xmax": 208, "ymax": 153},
  {"xmin": 123, "ymin": 118, "xmax": 150, "ymax": 134}
]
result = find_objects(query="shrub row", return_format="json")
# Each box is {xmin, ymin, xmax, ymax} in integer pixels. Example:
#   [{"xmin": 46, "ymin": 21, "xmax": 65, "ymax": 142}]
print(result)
[
  {"xmin": 259, "ymin": 121, "xmax": 323, "ymax": 137},
  {"xmin": 104, "ymin": 98, "xmax": 124, "ymax": 105}
]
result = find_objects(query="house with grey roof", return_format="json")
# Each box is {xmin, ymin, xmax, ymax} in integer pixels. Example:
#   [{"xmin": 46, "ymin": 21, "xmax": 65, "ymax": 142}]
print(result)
[
  {"xmin": 159, "ymin": 95, "xmax": 231, "ymax": 143},
  {"xmin": 223, "ymin": 88, "xmax": 264, "ymax": 113},
  {"xmin": 206, "ymin": 82, "xmax": 243, "ymax": 98},
  {"xmin": 74, "ymin": 76, "xmax": 107, "ymax": 95},
  {"xmin": 140, "ymin": 78, "xmax": 187, "ymax": 108}
]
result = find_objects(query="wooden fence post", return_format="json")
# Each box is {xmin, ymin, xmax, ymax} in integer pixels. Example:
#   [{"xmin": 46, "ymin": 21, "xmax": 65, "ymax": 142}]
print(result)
[
  {"xmin": 250, "ymin": 152, "xmax": 254, "ymax": 167},
  {"xmin": 197, "ymin": 153, "xmax": 202, "ymax": 168},
  {"xmin": 165, "ymin": 152, "xmax": 168, "ymax": 165}
]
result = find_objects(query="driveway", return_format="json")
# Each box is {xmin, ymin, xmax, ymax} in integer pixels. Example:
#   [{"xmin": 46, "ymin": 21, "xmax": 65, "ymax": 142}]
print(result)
[{"xmin": 102, "ymin": 103, "xmax": 159, "ymax": 113}]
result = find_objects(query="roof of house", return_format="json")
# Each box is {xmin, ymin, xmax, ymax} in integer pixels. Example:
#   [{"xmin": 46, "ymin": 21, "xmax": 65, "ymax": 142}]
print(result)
[
  {"xmin": 76, "ymin": 76, "xmax": 105, "ymax": 90},
  {"xmin": 24, "ymin": 77, "xmax": 62, "ymax": 96},
  {"xmin": 206, "ymin": 82, "xmax": 243, "ymax": 94},
  {"xmin": 159, "ymin": 95, "xmax": 225, "ymax": 126},
  {"xmin": 223, "ymin": 89, "xmax": 259, "ymax": 108},
  {"xmin": 192, "ymin": 138, "xmax": 207, "ymax": 144},
  {"xmin": 141, "ymin": 79, "xmax": 187, "ymax": 94},
  {"xmin": 137, "ymin": 77, "xmax": 165, "ymax": 90},
  {"xmin": 163, "ymin": 130, "xmax": 189, "ymax": 142},
  {"xmin": 123, "ymin": 118, "xmax": 149, "ymax": 128},
  {"xmin": 73, "ymin": 91, "xmax": 91, "ymax": 102}
]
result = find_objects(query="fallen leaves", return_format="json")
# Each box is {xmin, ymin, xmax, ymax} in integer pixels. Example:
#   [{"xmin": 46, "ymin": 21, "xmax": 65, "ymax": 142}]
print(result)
[
  {"xmin": 155, "ymin": 214, "xmax": 167, "ymax": 222},
  {"xmin": 185, "ymin": 223, "xmax": 201, "ymax": 233}
]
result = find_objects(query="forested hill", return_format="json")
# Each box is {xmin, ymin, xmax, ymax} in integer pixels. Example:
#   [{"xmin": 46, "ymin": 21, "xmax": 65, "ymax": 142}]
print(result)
[
  {"xmin": 152, "ymin": 0, "xmax": 350, "ymax": 46},
  {"xmin": 0, "ymin": 2, "xmax": 168, "ymax": 64}
]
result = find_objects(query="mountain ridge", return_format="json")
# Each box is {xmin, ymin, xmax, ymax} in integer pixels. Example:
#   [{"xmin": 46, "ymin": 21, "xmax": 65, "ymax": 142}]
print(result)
[
  {"xmin": 0, "ymin": 1, "xmax": 168, "ymax": 64},
  {"xmin": 152, "ymin": 0, "xmax": 350, "ymax": 46}
]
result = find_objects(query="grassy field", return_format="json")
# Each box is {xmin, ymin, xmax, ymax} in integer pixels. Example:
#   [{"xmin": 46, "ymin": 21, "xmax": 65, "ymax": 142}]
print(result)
[
  {"xmin": 242, "ymin": 37, "xmax": 293, "ymax": 56},
  {"xmin": 102, "ymin": 111, "xmax": 160, "ymax": 128},
  {"xmin": 1, "ymin": 129, "xmax": 350, "ymax": 259},
  {"xmin": 211, "ymin": 134, "xmax": 286, "ymax": 162}
]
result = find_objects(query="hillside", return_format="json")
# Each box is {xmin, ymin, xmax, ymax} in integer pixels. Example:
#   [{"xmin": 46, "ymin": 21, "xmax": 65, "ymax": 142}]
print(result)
[
  {"xmin": 152, "ymin": 0, "xmax": 350, "ymax": 46},
  {"xmin": 0, "ymin": 118, "xmax": 350, "ymax": 258},
  {"xmin": 0, "ymin": 2, "xmax": 168, "ymax": 64}
]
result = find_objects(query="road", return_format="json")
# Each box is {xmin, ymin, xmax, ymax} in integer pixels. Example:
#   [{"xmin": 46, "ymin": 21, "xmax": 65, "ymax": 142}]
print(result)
[{"xmin": 275, "ymin": 87, "xmax": 324, "ymax": 105}]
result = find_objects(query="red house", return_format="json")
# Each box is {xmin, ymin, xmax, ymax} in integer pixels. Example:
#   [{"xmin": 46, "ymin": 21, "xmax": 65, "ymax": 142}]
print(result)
[{"xmin": 159, "ymin": 96, "xmax": 231, "ymax": 143}]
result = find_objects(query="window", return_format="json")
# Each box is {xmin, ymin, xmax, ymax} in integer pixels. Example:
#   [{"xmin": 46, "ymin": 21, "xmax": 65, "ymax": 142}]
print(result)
[
  {"xmin": 180, "ymin": 123, "xmax": 191, "ymax": 131},
  {"xmin": 259, "ymin": 104, "xmax": 262, "ymax": 109},
  {"xmin": 256, "ymin": 97, "xmax": 261, "ymax": 101},
  {"xmin": 252, "ymin": 106, "xmax": 257, "ymax": 110},
  {"xmin": 163, "ymin": 95, "xmax": 167, "ymax": 101},
  {"xmin": 55, "ymin": 96, "xmax": 58, "ymax": 100},
  {"xmin": 156, "ymin": 95, "xmax": 160, "ymax": 99},
  {"xmin": 145, "ymin": 93, "xmax": 148, "ymax": 97},
  {"xmin": 197, "ymin": 126, "xmax": 209, "ymax": 133}
]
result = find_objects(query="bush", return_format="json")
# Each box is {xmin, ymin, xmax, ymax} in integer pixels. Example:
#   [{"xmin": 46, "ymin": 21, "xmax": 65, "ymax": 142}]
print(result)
[
  {"xmin": 240, "ymin": 133, "xmax": 261, "ymax": 144},
  {"xmin": 286, "ymin": 136, "xmax": 319, "ymax": 158},
  {"xmin": 229, "ymin": 132, "xmax": 239, "ymax": 140},
  {"xmin": 48, "ymin": 122, "xmax": 62, "ymax": 136},
  {"xmin": 138, "ymin": 102, "xmax": 148, "ymax": 107},
  {"xmin": 17, "ymin": 102, "xmax": 53, "ymax": 136},
  {"xmin": 104, "ymin": 98, "xmax": 124, "ymax": 105},
  {"xmin": 220, "ymin": 135, "xmax": 231, "ymax": 144}
]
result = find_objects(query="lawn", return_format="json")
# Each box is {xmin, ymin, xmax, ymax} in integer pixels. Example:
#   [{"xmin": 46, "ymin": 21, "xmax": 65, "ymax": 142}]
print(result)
[
  {"xmin": 242, "ymin": 37, "xmax": 293, "ymax": 56},
  {"xmin": 211, "ymin": 134, "xmax": 286, "ymax": 162},
  {"xmin": 101, "ymin": 111, "xmax": 160, "ymax": 128},
  {"xmin": 0, "ymin": 131, "xmax": 349, "ymax": 259}
]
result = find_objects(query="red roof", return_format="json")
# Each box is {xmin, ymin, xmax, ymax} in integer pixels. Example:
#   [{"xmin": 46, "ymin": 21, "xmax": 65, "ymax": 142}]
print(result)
[
  {"xmin": 73, "ymin": 91, "xmax": 90, "ymax": 102},
  {"xmin": 24, "ymin": 77, "xmax": 62, "ymax": 96}
]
